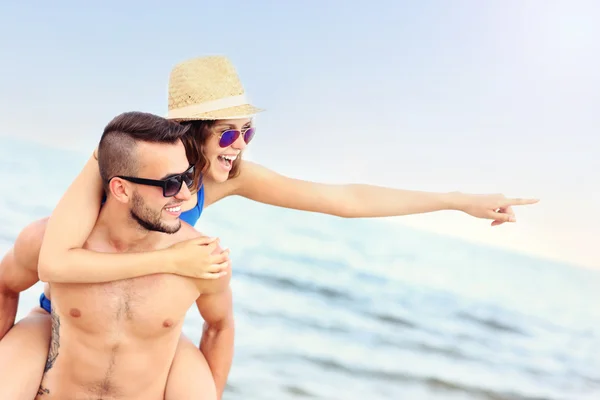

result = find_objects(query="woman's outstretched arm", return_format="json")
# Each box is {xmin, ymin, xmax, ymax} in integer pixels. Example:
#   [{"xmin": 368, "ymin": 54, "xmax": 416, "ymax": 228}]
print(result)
[
  {"xmin": 38, "ymin": 151, "xmax": 227, "ymax": 283},
  {"xmin": 230, "ymin": 161, "xmax": 539, "ymax": 226}
]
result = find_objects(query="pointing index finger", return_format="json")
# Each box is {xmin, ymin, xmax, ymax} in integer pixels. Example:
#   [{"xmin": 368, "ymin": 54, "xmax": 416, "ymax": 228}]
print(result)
[{"xmin": 503, "ymin": 198, "xmax": 540, "ymax": 206}]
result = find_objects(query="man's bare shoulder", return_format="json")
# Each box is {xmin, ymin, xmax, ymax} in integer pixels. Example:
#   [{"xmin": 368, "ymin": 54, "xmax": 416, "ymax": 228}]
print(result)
[
  {"xmin": 174, "ymin": 221, "xmax": 205, "ymax": 243},
  {"xmin": 175, "ymin": 223, "xmax": 231, "ymax": 293}
]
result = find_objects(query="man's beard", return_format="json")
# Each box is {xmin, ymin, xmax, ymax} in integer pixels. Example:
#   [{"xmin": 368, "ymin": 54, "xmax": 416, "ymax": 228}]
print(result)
[{"xmin": 129, "ymin": 191, "xmax": 181, "ymax": 234}]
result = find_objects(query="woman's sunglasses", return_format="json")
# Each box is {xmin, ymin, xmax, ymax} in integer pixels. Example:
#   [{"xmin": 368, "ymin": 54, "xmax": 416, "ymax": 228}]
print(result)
[
  {"xmin": 113, "ymin": 165, "xmax": 195, "ymax": 197},
  {"xmin": 216, "ymin": 127, "xmax": 256, "ymax": 148}
]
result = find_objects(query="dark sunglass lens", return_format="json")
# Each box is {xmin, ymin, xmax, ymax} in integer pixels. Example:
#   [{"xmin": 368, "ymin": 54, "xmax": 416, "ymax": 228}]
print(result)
[
  {"xmin": 243, "ymin": 128, "xmax": 255, "ymax": 144},
  {"xmin": 164, "ymin": 177, "xmax": 182, "ymax": 197},
  {"xmin": 183, "ymin": 171, "xmax": 194, "ymax": 187},
  {"xmin": 219, "ymin": 130, "xmax": 240, "ymax": 148}
]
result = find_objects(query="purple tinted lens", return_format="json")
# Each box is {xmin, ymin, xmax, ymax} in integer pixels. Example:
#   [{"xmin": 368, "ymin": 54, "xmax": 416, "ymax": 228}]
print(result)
[
  {"xmin": 243, "ymin": 127, "xmax": 255, "ymax": 143},
  {"xmin": 165, "ymin": 177, "xmax": 182, "ymax": 197},
  {"xmin": 219, "ymin": 130, "xmax": 240, "ymax": 148}
]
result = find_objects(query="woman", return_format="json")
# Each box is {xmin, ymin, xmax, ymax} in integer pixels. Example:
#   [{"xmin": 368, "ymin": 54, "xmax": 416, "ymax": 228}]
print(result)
[
  {"xmin": 0, "ymin": 56, "xmax": 538, "ymax": 398},
  {"xmin": 39, "ymin": 56, "xmax": 537, "ymax": 283}
]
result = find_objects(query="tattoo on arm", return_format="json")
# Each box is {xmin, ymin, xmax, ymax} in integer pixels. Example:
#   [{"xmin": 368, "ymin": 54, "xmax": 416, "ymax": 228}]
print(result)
[
  {"xmin": 37, "ymin": 307, "xmax": 61, "ymax": 396},
  {"xmin": 45, "ymin": 307, "xmax": 61, "ymax": 372}
]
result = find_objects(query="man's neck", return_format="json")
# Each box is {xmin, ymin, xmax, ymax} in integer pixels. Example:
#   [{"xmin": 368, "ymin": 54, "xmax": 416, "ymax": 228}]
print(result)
[{"xmin": 94, "ymin": 200, "xmax": 162, "ymax": 252}]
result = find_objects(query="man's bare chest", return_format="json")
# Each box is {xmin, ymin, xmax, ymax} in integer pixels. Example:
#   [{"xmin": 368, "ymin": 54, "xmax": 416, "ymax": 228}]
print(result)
[{"xmin": 51, "ymin": 274, "xmax": 199, "ymax": 338}]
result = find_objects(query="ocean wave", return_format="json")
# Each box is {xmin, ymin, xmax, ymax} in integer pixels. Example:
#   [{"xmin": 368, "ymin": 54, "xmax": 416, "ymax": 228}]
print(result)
[
  {"xmin": 237, "ymin": 270, "xmax": 356, "ymax": 303},
  {"xmin": 289, "ymin": 226, "xmax": 335, "ymax": 242},
  {"xmin": 371, "ymin": 312, "xmax": 419, "ymax": 330},
  {"xmin": 283, "ymin": 384, "xmax": 317, "ymax": 398},
  {"xmin": 240, "ymin": 307, "xmax": 352, "ymax": 336},
  {"xmin": 456, "ymin": 311, "xmax": 528, "ymax": 336},
  {"xmin": 299, "ymin": 355, "xmax": 557, "ymax": 400}
]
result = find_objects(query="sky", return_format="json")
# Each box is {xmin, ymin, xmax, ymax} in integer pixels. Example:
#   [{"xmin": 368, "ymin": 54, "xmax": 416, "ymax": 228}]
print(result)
[{"xmin": 0, "ymin": 0, "xmax": 598, "ymax": 268}]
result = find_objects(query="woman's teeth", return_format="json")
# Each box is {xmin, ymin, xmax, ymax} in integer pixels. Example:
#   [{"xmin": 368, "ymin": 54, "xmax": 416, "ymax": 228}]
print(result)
[{"xmin": 218, "ymin": 155, "xmax": 237, "ymax": 167}]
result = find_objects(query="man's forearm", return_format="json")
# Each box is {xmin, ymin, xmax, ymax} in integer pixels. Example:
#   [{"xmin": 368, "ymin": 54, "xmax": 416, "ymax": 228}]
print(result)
[
  {"xmin": 0, "ymin": 289, "xmax": 19, "ymax": 340},
  {"xmin": 199, "ymin": 320, "xmax": 234, "ymax": 399}
]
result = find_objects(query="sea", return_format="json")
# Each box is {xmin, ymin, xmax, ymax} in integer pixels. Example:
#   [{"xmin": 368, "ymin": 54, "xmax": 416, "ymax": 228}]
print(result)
[{"xmin": 1, "ymin": 136, "xmax": 598, "ymax": 400}]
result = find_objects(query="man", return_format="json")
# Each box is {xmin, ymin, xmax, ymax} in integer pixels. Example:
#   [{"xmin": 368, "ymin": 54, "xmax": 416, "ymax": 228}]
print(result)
[{"xmin": 30, "ymin": 111, "xmax": 233, "ymax": 399}]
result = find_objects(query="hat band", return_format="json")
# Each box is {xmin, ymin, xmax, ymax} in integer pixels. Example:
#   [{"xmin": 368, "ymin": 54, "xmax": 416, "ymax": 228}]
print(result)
[{"xmin": 167, "ymin": 94, "xmax": 248, "ymax": 119}]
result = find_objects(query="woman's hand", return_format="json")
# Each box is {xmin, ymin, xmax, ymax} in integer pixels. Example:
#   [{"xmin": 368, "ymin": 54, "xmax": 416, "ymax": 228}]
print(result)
[
  {"xmin": 168, "ymin": 236, "xmax": 230, "ymax": 279},
  {"xmin": 452, "ymin": 192, "xmax": 539, "ymax": 226}
]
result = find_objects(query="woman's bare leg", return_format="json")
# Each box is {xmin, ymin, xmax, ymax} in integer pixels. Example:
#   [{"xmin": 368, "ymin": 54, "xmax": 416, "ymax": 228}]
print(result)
[
  {"xmin": 0, "ymin": 307, "xmax": 51, "ymax": 400},
  {"xmin": 165, "ymin": 333, "xmax": 218, "ymax": 400},
  {"xmin": 0, "ymin": 217, "xmax": 52, "ymax": 399}
]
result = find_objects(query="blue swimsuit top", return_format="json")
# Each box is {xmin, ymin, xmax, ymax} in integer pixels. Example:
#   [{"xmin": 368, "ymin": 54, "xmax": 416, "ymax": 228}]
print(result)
[{"xmin": 180, "ymin": 185, "xmax": 205, "ymax": 227}]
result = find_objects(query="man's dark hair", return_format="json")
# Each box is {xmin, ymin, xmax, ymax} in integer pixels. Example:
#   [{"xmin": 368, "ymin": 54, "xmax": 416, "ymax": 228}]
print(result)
[{"xmin": 98, "ymin": 111, "xmax": 190, "ymax": 191}]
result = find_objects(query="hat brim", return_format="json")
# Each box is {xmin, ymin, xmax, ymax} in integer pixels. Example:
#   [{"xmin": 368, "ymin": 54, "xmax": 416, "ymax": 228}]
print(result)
[{"xmin": 167, "ymin": 104, "xmax": 265, "ymax": 121}]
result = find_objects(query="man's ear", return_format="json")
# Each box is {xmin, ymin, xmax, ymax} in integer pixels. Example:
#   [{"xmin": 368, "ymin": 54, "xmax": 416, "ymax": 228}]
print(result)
[{"xmin": 108, "ymin": 178, "xmax": 133, "ymax": 203}]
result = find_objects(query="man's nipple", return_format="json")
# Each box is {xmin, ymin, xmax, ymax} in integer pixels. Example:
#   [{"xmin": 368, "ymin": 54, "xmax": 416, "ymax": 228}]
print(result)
[{"xmin": 70, "ymin": 308, "xmax": 81, "ymax": 318}]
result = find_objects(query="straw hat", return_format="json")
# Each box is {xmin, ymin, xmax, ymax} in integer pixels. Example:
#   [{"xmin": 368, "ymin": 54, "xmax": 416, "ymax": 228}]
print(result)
[{"xmin": 167, "ymin": 55, "xmax": 264, "ymax": 121}]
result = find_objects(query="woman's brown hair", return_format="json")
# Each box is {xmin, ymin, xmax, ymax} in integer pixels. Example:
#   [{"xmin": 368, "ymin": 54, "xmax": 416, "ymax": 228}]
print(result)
[{"xmin": 180, "ymin": 120, "xmax": 243, "ymax": 193}]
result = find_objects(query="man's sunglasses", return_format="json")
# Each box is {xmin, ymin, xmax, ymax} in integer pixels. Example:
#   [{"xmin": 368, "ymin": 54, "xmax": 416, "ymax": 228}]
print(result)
[
  {"xmin": 216, "ymin": 127, "xmax": 256, "ymax": 148},
  {"xmin": 113, "ymin": 165, "xmax": 195, "ymax": 197}
]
